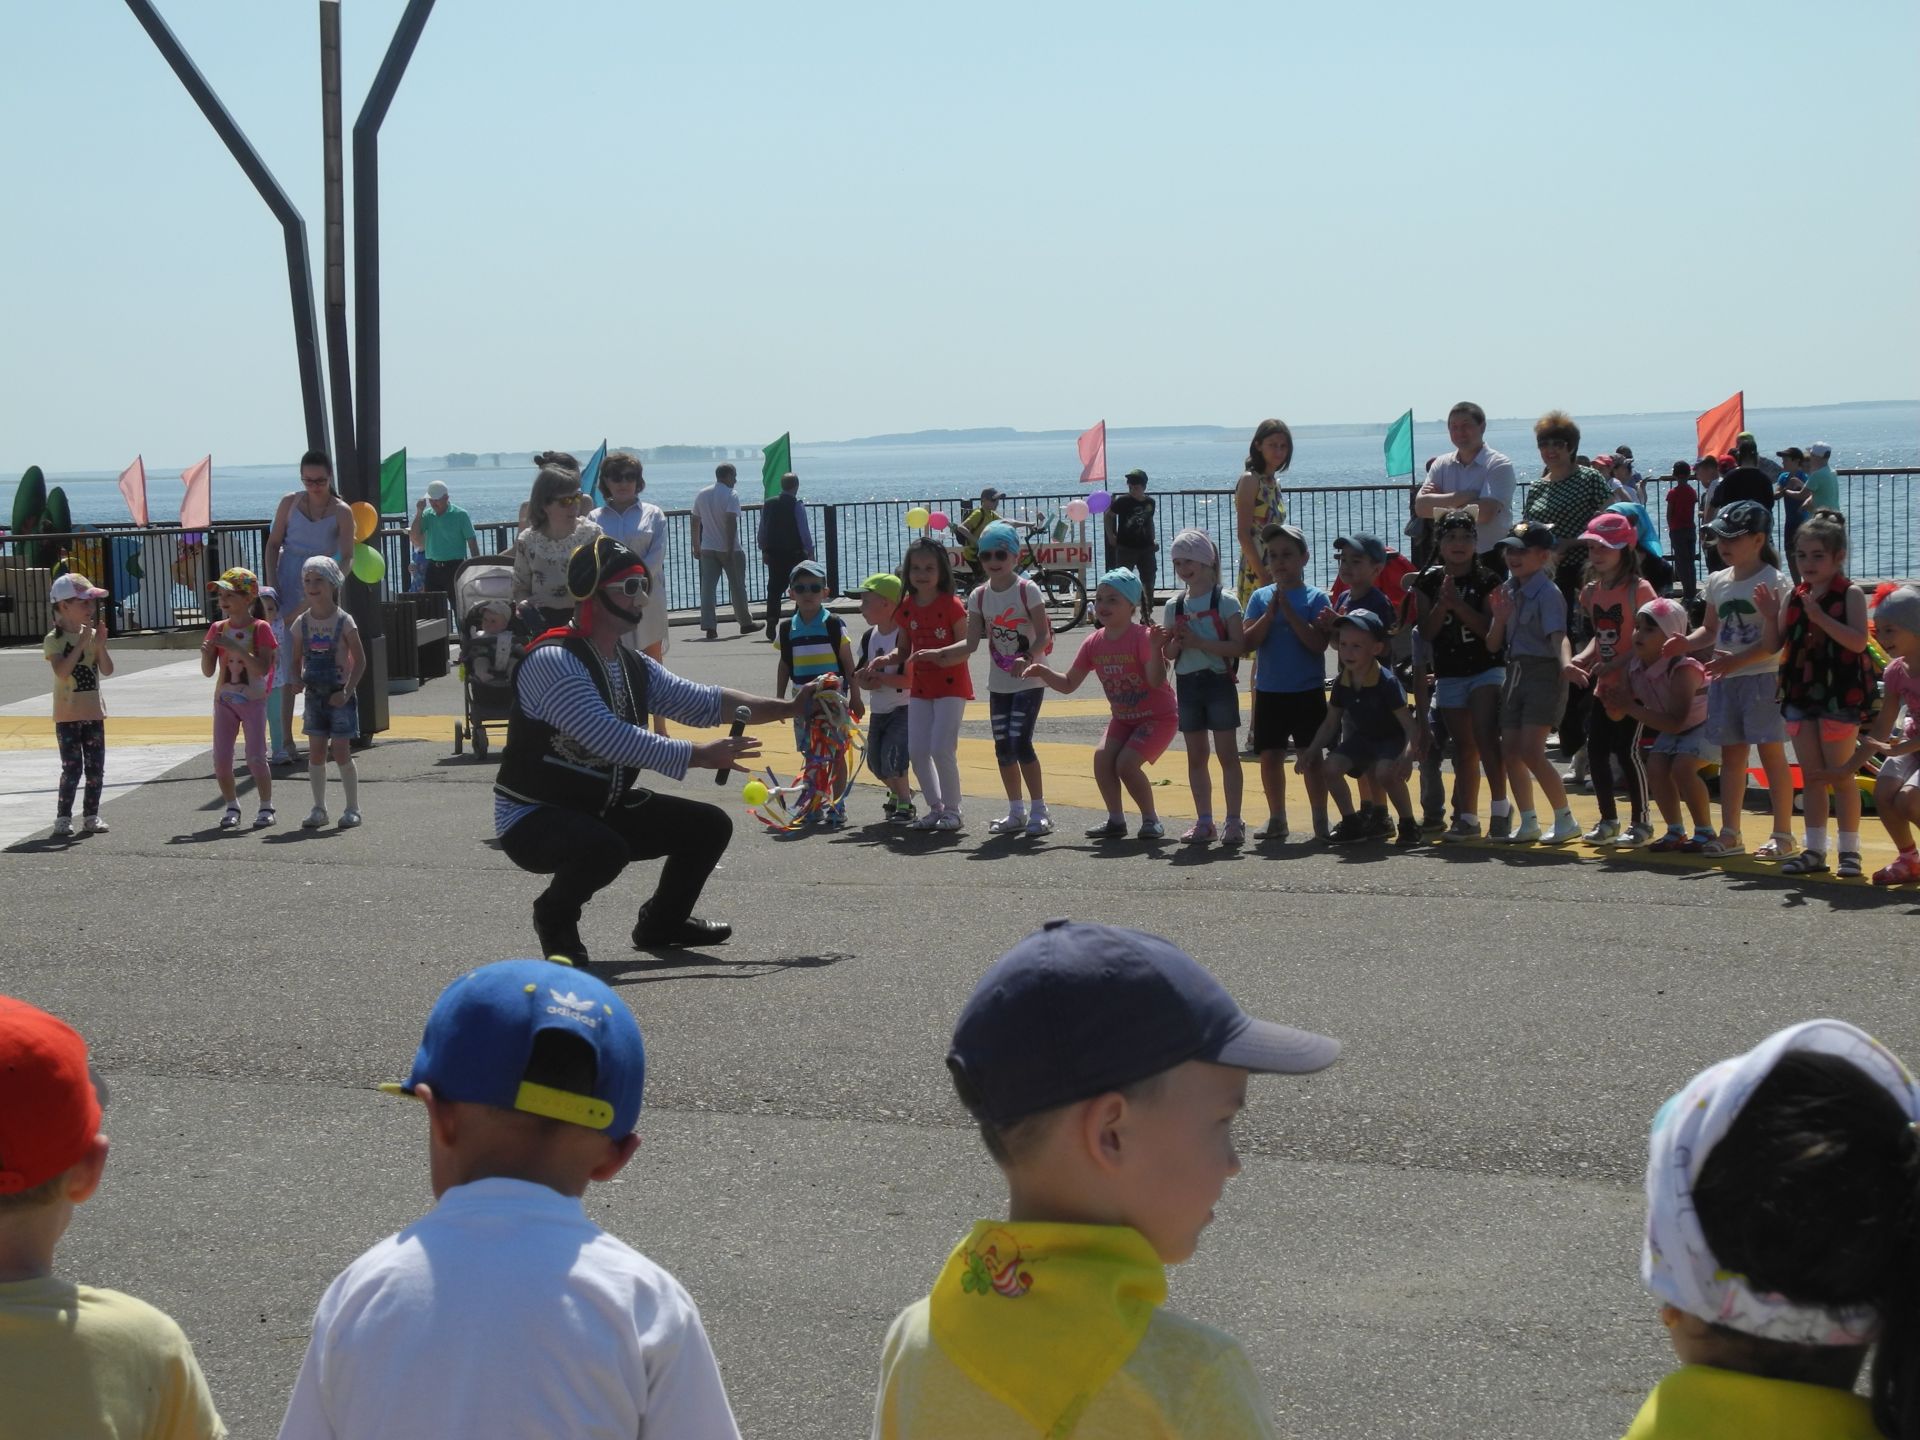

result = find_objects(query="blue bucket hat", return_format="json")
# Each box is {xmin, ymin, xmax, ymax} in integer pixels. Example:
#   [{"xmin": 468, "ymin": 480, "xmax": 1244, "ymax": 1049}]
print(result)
[{"xmin": 1097, "ymin": 567, "xmax": 1143, "ymax": 605}]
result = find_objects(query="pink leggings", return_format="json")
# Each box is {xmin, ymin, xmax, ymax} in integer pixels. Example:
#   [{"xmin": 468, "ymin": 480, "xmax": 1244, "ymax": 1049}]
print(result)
[{"xmin": 213, "ymin": 695, "xmax": 269, "ymax": 777}]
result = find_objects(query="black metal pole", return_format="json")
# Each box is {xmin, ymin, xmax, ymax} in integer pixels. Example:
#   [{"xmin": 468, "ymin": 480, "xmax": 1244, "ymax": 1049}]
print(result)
[
  {"xmin": 352, "ymin": 0, "xmax": 437, "ymax": 506},
  {"xmin": 121, "ymin": 0, "xmax": 329, "ymax": 455},
  {"xmin": 319, "ymin": 1, "xmax": 358, "ymax": 500}
]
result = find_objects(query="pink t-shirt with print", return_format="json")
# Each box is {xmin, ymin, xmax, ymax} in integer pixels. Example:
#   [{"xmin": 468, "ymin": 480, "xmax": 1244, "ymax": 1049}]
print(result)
[
  {"xmin": 1073, "ymin": 623, "xmax": 1176, "ymax": 724},
  {"xmin": 1884, "ymin": 656, "xmax": 1920, "ymax": 740}
]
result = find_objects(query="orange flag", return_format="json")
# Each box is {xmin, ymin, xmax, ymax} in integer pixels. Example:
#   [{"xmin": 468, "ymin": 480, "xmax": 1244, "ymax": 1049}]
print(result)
[
  {"xmin": 1695, "ymin": 392, "xmax": 1743, "ymax": 461},
  {"xmin": 179, "ymin": 454, "xmax": 212, "ymax": 529},
  {"xmin": 117, "ymin": 455, "xmax": 148, "ymax": 526}
]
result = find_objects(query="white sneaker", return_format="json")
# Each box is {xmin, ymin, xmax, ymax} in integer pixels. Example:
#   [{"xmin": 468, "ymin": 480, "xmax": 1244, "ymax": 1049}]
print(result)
[
  {"xmin": 80, "ymin": 814, "xmax": 108, "ymax": 834},
  {"xmin": 51, "ymin": 816, "xmax": 73, "ymax": 837},
  {"xmin": 1024, "ymin": 812, "xmax": 1053, "ymax": 838},
  {"xmin": 1544, "ymin": 816, "xmax": 1583, "ymax": 846},
  {"xmin": 987, "ymin": 812, "xmax": 1028, "ymax": 835},
  {"xmin": 338, "ymin": 809, "xmax": 362, "ymax": 828},
  {"xmin": 302, "ymin": 806, "xmax": 329, "ymax": 829}
]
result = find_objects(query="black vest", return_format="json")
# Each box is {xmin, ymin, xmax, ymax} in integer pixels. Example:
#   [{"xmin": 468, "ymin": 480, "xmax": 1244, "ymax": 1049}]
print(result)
[
  {"xmin": 494, "ymin": 631, "xmax": 651, "ymax": 818},
  {"xmin": 760, "ymin": 493, "xmax": 803, "ymax": 554}
]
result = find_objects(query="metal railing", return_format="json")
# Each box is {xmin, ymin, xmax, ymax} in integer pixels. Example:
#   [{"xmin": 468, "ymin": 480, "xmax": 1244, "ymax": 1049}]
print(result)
[{"xmin": 4, "ymin": 470, "xmax": 1911, "ymax": 644}]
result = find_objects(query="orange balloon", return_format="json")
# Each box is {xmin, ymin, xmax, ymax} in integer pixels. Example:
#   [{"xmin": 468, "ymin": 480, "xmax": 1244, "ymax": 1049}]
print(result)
[{"xmin": 351, "ymin": 501, "xmax": 379, "ymax": 542}]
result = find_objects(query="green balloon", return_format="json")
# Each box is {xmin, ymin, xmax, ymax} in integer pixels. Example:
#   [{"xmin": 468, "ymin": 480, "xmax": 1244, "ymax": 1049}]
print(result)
[{"xmin": 351, "ymin": 544, "xmax": 386, "ymax": 584}]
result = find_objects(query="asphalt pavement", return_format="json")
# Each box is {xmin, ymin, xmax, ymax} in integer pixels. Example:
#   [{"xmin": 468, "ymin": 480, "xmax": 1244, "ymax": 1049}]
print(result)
[{"xmin": 3, "ymin": 624, "xmax": 1918, "ymax": 1438}]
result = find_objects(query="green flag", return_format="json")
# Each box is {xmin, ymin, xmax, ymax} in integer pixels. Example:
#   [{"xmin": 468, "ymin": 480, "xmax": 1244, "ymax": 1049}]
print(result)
[
  {"xmin": 761, "ymin": 432, "xmax": 792, "ymax": 501},
  {"xmin": 379, "ymin": 448, "xmax": 407, "ymax": 515},
  {"xmin": 1383, "ymin": 411, "xmax": 1414, "ymax": 478}
]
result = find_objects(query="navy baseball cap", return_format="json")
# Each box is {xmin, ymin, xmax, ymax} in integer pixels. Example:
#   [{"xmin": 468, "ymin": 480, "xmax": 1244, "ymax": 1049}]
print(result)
[
  {"xmin": 1334, "ymin": 609, "xmax": 1385, "ymax": 638},
  {"xmin": 1333, "ymin": 533, "xmax": 1388, "ymax": 565},
  {"xmin": 381, "ymin": 960, "xmax": 646, "ymax": 1136},
  {"xmin": 947, "ymin": 921, "xmax": 1339, "ymax": 1128},
  {"xmin": 1495, "ymin": 520, "xmax": 1556, "ymax": 552}
]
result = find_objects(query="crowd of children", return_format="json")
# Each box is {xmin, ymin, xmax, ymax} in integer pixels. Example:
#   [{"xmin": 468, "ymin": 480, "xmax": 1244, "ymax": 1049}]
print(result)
[
  {"xmin": 12, "ymin": 930, "xmax": 1920, "ymax": 1439},
  {"xmin": 744, "ymin": 505, "xmax": 1918, "ymax": 887}
]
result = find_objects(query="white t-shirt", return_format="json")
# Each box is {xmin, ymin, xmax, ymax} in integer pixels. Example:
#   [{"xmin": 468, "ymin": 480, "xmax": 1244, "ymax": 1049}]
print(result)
[
  {"xmin": 1704, "ymin": 563, "xmax": 1785, "ymax": 674},
  {"xmin": 860, "ymin": 624, "xmax": 905, "ymax": 714},
  {"xmin": 690, "ymin": 484, "xmax": 742, "ymax": 554},
  {"xmin": 966, "ymin": 578, "xmax": 1047, "ymax": 694},
  {"xmin": 276, "ymin": 1177, "xmax": 741, "ymax": 1440}
]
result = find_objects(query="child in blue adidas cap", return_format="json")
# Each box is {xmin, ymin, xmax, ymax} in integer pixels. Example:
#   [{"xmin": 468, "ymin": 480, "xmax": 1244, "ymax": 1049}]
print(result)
[
  {"xmin": 872, "ymin": 921, "xmax": 1339, "ymax": 1439},
  {"xmin": 277, "ymin": 960, "xmax": 741, "ymax": 1440}
]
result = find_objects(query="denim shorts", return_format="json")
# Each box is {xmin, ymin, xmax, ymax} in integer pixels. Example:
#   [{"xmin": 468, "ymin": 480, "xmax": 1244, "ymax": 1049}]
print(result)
[
  {"xmin": 1705, "ymin": 668, "xmax": 1786, "ymax": 746},
  {"xmin": 1650, "ymin": 723, "xmax": 1718, "ymax": 762},
  {"xmin": 865, "ymin": 704, "xmax": 910, "ymax": 780},
  {"xmin": 1433, "ymin": 665, "xmax": 1505, "ymax": 711},
  {"xmin": 303, "ymin": 689, "xmax": 358, "ymax": 739},
  {"xmin": 1332, "ymin": 732, "xmax": 1407, "ymax": 770},
  {"xmin": 1175, "ymin": 669, "xmax": 1241, "ymax": 734}
]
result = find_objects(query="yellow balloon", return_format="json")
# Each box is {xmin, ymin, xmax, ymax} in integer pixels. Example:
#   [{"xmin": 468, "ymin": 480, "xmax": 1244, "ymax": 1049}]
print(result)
[
  {"xmin": 351, "ymin": 501, "xmax": 379, "ymax": 542},
  {"xmin": 741, "ymin": 780, "xmax": 770, "ymax": 806},
  {"xmin": 904, "ymin": 507, "xmax": 930, "ymax": 529}
]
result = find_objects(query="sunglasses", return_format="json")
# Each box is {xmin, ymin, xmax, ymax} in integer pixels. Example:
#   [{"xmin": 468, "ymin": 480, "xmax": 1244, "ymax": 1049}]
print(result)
[
  {"xmin": 302, "ymin": 475, "xmax": 330, "ymax": 485},
  {"xmin": 1537, "ymin": 439, "xmax": 1569, "ymax": 450},
  {"xmin": 979, "ymin": 549, "xmax": 1012, "ymax": 561},
  {"xmin": 551, "ymin": 493, "xmax": 583, "ymax": 505},
  {"xmin": 601, "ymin": 574, "xmax": 649, "ymax": 599},
  {"xmin": 791, "ymin": 581, "xmax": 824, "ymax": 594}
]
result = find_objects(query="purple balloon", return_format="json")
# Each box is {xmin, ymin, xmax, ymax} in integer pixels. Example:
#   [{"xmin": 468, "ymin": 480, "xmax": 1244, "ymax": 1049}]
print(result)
[{"xmin": 1086, "ymin": 490, "xmax": 1112, "ymax": 515}]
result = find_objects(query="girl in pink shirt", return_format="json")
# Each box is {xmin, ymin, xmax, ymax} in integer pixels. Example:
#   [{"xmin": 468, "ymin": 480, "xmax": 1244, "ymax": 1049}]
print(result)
[
  {"xmin": 1021, "ymin": 569, "xmax": 1176, "ymax": 839},
  {"xmin": 202, "ymin": 568, "xmax": 278, "ymax": 829},
  {"xmin": 1618, "ymin": 599, "xmax": 1715, "ymax": 852}
]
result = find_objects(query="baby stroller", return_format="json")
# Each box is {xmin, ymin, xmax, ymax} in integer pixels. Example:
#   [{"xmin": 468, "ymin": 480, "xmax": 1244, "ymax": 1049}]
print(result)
[{"xmin": 449, "ymin": 556, "xmax": 535, "ymax": 759}]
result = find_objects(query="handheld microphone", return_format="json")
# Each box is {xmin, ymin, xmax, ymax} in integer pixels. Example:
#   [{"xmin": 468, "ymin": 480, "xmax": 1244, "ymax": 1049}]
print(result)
[{"xmin": 715, "ymin": 704, "xmax": 751, "ymax": 784}]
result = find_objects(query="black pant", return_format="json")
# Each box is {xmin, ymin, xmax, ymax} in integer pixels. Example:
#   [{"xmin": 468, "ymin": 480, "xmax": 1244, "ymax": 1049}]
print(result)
[
  {"xmin": 1669, "ymin": 529, "xmax": 1697, "ymax": 600},
  {"xmin": 424, "ymin": 558, "xmax": 462, "ymax": 595},
  {"xmin": 1111, "ymin": 545, "xmax": 1156, "ymax": 618},
  {"xmin": 763, "ymin": 549, "xmax": 806, "ymax": 637},
  {"xmin": 499, "ymin": 790, "xmax": 733, "ymax": 933},
  {"xmin": 1586, "ymin": 705, "xmax": 1646, "ymax": 825}
]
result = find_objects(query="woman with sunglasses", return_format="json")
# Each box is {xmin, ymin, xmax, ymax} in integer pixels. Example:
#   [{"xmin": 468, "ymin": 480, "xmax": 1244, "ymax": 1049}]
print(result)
[
  {"xmin": 589, "ymin": 452, "xmax": 671, "ymax": 730},
  {"xmin": 264, "ymin": 449, "xmax": 355, "ymax": 760},
  {"xmin": 513, "ymin": 464, "xmax": 605, "ymax": 629}
]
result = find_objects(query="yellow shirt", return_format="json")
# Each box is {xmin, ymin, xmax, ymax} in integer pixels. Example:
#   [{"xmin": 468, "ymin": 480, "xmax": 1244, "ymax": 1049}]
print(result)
[
  {"xmin": 1623, "ymin": 1364, "xmax": 1879, "ymax": 1440},
  {"xmin": 43, "ymin": 628, "xmax": 107, "ymax": 724},
  {"xmin": 0, "ymin": 1277, "xmax": 225, "ymax": 1439},
  {"xmin": 872, "ymin": 1222, "xmax": 1275, "ymax": 1440}
]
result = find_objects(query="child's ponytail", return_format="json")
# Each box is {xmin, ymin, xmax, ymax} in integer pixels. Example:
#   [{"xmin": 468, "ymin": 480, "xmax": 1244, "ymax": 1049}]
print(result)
[{"xmin": 1871, "ymin": 1140, "xmax": 1920, "ymax": 1439}]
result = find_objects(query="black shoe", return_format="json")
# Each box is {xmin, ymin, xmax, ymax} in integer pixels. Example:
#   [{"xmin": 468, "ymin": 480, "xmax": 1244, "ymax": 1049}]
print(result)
[
  {"xmin": 738, "ymin": 623, "xmax": 759, "ymax": 635},
  {"xmin": 1420, "ymin": 811, "xmax": 1447, "ymax": 832},
  {"xmin": 532, "ymin": 902, "xmax": 590, "ymax": 970},
  {"xmin": 1395, "ymin": 817, "xmax": 1424, "ymax": 848},
  {"xmin": 703, "ymin": 628, "xmax": 718, "ymax": 641},
  {"xmin": 1360, "ymin": 808, "xmax": 1393, "ymax": 841},
  {"xmin": 1083, "ymin": 819, "xmax": 1129, "ymax": 839},
  {"xmin": 632, "ymin": 904, "xmax": 733, "ymax": 949},
  {"xmin": 1326, "ymin": 813, "xmax": 1369, "ymax": 846}
]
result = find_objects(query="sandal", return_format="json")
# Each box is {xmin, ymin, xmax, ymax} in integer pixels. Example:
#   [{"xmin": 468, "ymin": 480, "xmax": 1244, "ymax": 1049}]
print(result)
[
  {"xmin": 1872, "ymin": 854, "xmax": 1920, "ymax": 887},
  {"xmin": 1837, "ymin": 852, "xmax": 1863, "ymax": 880},
  {"xmin": 1220, "ymin": 818, "xmax": 1248, "ymax": 847},
  {"xmin": 1180, "ymin": 821, "xmax": 1217, "ymax": 844},
  {"xmin": 1698, "ymin": 833, "xmax": 1745, "ymax": 858},
  {"xmin": 219, "ymin": 804, "xmax": 242, "ymax": 830},
  {"xmin": 1754, "ymin": 834, "xmax": 1799, "ymax": 860},
  {"xmin": 1779, "ymin": 849, "xmax": 1829, "ymax": 876}
]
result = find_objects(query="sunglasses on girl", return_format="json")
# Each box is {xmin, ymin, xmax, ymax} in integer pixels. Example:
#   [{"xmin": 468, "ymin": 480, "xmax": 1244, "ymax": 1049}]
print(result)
[{"xmin": 979, "ymin": 548, "xmax": 1012, "ymax": 561}]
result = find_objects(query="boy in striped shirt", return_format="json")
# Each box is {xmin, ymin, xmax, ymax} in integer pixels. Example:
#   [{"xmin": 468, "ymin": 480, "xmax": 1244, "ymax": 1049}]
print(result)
[{"xmin": 775, "ymin": 560, "xmax": 860, "ymax": 826}]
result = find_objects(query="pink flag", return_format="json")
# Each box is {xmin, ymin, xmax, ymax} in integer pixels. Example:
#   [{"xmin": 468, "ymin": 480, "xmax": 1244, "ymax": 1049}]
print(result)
[
  {"xmin": 1077, "ymin": 420, "xmax": 1107, "ymax": 485},
  {"xmin": 179, "ymin": 454, "xmax": 212, "ymax": 529},
  {"xmin": 117, "ymin": 455, "xmax": 149, "ymax": 526}
]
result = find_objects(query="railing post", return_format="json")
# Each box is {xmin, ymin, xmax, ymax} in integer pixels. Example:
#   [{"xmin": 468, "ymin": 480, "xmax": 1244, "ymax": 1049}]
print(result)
[{"xmin": 824, "ymin": 505, "xmax": 840, "ymax": 596}]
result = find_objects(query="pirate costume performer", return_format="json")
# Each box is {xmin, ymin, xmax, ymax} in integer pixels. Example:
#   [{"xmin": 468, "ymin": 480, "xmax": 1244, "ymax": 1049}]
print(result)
[{"xmin": 495, "ymin": 537, "xmax": 809, "ymax": 966}]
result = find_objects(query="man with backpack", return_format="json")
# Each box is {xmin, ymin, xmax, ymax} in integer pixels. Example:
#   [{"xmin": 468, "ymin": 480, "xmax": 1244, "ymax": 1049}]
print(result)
[
  {"xmin": 758, "ymin": 470, "xmax": 815, "ymax": 641},
  {"xmin": 1107, "ymin": 468, "xmax": 1160, "ymax": 619}
]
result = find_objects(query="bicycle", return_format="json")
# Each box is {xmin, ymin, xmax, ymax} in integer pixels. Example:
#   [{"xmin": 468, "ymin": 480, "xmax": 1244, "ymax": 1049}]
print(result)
[{"xmin": 949, "ymin": 515, "xmax": 1088, "ymax": 633}]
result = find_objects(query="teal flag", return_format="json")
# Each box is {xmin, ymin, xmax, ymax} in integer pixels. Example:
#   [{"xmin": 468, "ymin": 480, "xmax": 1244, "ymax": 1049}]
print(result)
[
  {"xmin": 1383, "ymin": 410, "xmax": 1414, "ymax": 478},
  {"xmin": 580, "ymin": 439, "xmax": 607, "ymax": 501},
  {"xmin": 761, "ymin": 432, "xmax": 792, "ymax": 500},
  {"xmin": 378, "ymin": 448, "xmax": 407, "ymax": 515}
]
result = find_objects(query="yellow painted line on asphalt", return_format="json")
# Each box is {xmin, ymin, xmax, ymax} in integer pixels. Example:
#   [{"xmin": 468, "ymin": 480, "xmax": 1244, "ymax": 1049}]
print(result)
[{"xmin": 7, "ymin": 713, "xmax": 1899, "ymax": 882}]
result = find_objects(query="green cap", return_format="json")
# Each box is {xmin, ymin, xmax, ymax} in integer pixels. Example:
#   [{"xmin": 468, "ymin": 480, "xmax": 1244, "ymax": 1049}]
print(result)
[
  {"xmin": 857, "ymin": 573, "xmax": 904, "ymax": 603},
  {"xmin": 1124, "ymin": 468, "xmax": 1149, "ymax": 485}
]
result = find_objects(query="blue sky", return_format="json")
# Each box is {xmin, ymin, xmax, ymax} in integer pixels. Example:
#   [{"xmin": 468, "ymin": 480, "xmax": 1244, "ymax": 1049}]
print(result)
[{"xmin": 4, "ymin": 0, "xmax": 1916, "ymax": 470}]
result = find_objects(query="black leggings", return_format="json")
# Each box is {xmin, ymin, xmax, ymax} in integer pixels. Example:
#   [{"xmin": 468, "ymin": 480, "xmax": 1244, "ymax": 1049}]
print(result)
[
  {"xmin": 55, "ymin": 720, "xmax": 105, "ymax": 818},
  {"xmin": 499, "ymin": 790, "xmax": 733, "ymax": 930},
  {"xmin": 1586, "ymin": 705, "xmax": 1646, "ymax": 825}
]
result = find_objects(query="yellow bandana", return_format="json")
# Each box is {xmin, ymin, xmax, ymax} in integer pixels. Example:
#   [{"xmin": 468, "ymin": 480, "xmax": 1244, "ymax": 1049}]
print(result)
[{"xmin": 927, "ymin": 1221, "xmax": 1166, "ymax": 1438}]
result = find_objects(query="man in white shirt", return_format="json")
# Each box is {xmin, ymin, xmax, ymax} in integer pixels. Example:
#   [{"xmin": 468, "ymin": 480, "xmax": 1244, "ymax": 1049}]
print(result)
[
  {"xmin": 690, "ymin": 463, "xmax": 755, "ymax": 639},
  {"xmin": 1413, "ymin": 401, "xmax": 1517, "ymax": 566}
]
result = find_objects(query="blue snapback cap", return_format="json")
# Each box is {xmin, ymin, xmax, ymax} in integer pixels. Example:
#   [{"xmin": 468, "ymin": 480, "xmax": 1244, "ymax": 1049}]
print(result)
[
  {"xmin": 947, "ymin": 920, "xmax": 1339, "ymax": 1128},
  {"xmin": 381, "ymin": 959, "xmax": 646, "ymax": 1136}
]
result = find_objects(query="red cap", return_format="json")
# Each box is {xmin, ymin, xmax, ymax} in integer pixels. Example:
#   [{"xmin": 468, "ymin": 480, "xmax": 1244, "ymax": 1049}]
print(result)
[{"xmin": 0, "ymin": 997, "xmax": 102, "ymax": 1194}]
